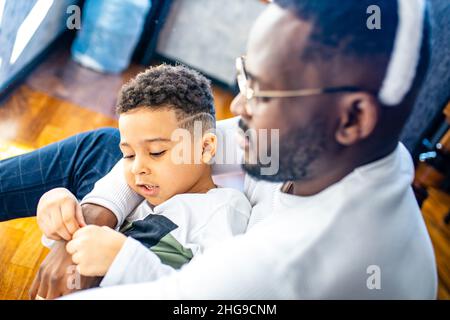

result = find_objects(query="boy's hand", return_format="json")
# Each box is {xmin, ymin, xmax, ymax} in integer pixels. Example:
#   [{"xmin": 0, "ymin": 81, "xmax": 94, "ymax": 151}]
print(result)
[
  {"xmin": 66, "ymin": 225, "xmax": 127, "ymax": 277},
  {"xmin": 37, "ymin": 188, "xmax": 86, "ymax": 241}
]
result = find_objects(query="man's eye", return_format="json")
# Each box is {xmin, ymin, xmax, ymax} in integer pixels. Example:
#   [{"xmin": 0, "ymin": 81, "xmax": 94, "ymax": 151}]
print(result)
[
  {"xmin": 123, "ymin": 155, "xmax": 135, "ymax": 159},
  {"xmin": 150, "ymin": 150, "xmax": 166, "ymax": 157},
  {"xmin": 258, "ymin": 96, "xmax": 271, "ymax": 103}
]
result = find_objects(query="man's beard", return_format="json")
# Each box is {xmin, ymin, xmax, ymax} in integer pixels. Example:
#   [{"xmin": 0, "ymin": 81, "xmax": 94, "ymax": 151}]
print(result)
[{"xmin": 239, "ymin": 118, "xmax": 327, "ymax": 182}]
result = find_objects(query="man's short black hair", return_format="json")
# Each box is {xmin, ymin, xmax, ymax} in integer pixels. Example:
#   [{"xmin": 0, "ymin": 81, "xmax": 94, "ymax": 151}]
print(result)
[
  {"xmin": 117, "ymin": 64, "xmax": 216, "ymax": 130},
  {"xmin": 274, "ymin": 0, "xmax": 399, "ymax": 60},
  {"xmin": 274, "ymin": 0, "xmax": 430, "ymax": 111}
]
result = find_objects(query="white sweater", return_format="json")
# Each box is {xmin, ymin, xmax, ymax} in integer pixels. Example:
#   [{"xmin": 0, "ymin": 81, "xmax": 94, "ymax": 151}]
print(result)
[{"xmin": 70, "ymin": 117, "xmax": 437, "ymax": 299}]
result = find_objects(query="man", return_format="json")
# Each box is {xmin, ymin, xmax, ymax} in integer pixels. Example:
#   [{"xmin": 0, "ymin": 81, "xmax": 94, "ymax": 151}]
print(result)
[{"xmin": 0, "ymin": 0, "xmax": 437, "ymax": 299}]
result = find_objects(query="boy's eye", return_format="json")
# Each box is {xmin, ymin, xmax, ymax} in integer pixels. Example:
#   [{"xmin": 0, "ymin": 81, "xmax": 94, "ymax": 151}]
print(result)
[
  {"xmin": 123, "ymin": 155, "xmax": 135, "ymax": 159},
  {"xmin": 150, "ymin": 150, "xmax": 166, "ymax": 157}
]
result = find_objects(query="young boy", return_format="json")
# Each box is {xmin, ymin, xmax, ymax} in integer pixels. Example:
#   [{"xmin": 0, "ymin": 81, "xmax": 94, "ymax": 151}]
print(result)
[{"xmin": 37, "ymin": 65, "xmax": 251, "ymax": 288}]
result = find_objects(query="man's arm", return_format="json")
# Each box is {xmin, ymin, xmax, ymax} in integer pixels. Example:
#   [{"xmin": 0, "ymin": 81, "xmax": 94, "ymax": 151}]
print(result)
[
  {"xmin": 62, "ymin": 230, "xmax": 280, "ymax": 300},
  {"xmin": 82, "ymin": 203, "xmax": 117, "ymax": 227},
  {"xmin": 99, "ymin": 237, "xmax": 177, "ymax": 287}
]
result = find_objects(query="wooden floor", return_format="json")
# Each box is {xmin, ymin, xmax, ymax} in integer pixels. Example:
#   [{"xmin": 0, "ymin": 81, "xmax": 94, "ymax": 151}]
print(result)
[
  {"xmin": 0, "ymin": 218, "xmax": 49, "ymax": 300},
  {"xmin": 0, "ymin": 46, "xmax": 448, "ymax": 300},
  {"xmin": 421, "ymin": 188, "xmax": 450, "ymax": 299},
  {"xmin": 0, "ymin": 86, "xmax": 119, "ymax": 300}
]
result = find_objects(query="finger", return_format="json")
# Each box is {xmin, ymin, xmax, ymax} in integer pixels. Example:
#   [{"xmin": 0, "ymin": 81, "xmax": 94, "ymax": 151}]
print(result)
[
  {"xmin": 46, "ymin": 280, "xmax": 63, "ymax": 300},
  {"xmin": 75, "ymin": 203, "xmax": 87, "ymax": 227},
  {"xmin": 43, "ymin": 272, "xmax": 64, "ymax": 300},
  {"xmin": 60, "ymin": 201, "xmax": 80, "ymax": 235},
  {"xmin": 65, "ymin": 238, "xmax": 80, "ymax": 255},
  {"xmin": 71, "ymin": 252, "xmax": 82, "ymax": 265},
  {"xmin": 29, "ymin": 268, "xmax": 42, "ymax": 299},
  {"xmin": 50, "ymin": 209, "xmax": 72, "ymax": 241},
  {"xmin": 37, "ymin": 208, "xmax": 60, "ymax": 240},
  {"xmin": 36, "ymin": 272, "xmax": 49, "ymax": 300},
  {"xmin": 71, "ymin": 227, "xmax": 85, "ymax": 240},
  {"xmin": 72, "ymin": 224, "xmax": 96, "ymax": 240},
  {"xmin": 75, "ymin": 264, "xmax": 92, "ymax": 277},
  {"xmin": 45, "ymin": 232, "xmax": 63, "ymax": 241}
]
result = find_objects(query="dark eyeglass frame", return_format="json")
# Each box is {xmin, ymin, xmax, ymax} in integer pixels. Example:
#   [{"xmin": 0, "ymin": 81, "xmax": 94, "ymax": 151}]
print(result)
[{"xmin": 236, "ymin": 56, "xmax": 375, "ymax": 112}]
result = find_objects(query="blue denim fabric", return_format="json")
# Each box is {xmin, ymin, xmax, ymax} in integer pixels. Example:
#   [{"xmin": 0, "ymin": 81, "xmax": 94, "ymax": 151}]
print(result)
[{"xmin": 0, "ymin": 128, "xmax": 122, "ymax": 221}]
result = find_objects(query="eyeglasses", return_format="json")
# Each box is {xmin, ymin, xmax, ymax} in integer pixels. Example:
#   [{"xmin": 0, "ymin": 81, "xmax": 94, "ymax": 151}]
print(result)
[{"xmin": 236, "ymin": 56, "xmax": 371, "ymax": 114}]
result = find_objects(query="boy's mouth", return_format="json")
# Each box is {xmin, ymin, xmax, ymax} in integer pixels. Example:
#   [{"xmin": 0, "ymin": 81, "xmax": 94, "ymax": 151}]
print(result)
[{"xmin": 136, "ymin": 183, "xmax": 160, "ymax": 197}]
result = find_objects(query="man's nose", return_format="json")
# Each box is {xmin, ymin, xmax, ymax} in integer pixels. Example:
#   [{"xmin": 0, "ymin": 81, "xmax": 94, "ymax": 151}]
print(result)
[{"xmin": 230, "ymin": 93, "xmax": 252, "ymax": 118}]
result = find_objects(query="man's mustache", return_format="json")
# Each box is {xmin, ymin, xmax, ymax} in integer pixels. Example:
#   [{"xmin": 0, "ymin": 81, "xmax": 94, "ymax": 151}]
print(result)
[{"xmin": 238, "ymin": 119, "xmax": 249, "ymax": 132}]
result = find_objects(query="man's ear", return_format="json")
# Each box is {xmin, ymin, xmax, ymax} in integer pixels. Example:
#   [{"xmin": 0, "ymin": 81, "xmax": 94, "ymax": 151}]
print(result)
[
  {"xmin": 335, "ymin": 93, "xmax": 379, "ymax": 146},
  {"xmin": 201, "ymin": 132, "xmax": 217, "ymax": 164}
]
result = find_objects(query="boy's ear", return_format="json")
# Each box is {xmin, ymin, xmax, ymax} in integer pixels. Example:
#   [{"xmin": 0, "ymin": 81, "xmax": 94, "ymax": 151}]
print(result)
[
  {"xmin": 335, "ymin": 93, "xmax": 379, "ymax": 146},
  {"xmin": 201, "ymin": 132, "xmax": 217, "ymax": 164}
]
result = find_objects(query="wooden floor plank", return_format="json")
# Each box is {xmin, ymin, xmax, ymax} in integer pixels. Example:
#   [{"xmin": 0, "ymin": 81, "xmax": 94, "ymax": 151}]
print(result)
[
  {"xmin": 0, "ymin": 218, "xmax": 49, "ymax": 300},
  {"xmin": 10, "ymin": 222, "xmax": 46, "ymax": 269},
  {"xmin": 0, "ymin": 264, "xmax": 34, "ymax": 300},
  {"xmin": 0, "ymin": 225, "xmax": 25, "ymax": 299},
  {"xmin": 422, "ymin": 188, "xmax": 450, "ymax": 299}
]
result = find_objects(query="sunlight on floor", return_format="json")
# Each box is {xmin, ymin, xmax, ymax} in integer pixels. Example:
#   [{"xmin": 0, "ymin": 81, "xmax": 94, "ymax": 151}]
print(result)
[{"xmin": 0, "ymin": 141, "xmax": 33, "ymax": 160}]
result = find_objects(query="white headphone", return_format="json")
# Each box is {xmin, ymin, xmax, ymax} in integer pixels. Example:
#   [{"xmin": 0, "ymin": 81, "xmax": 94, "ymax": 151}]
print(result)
[{"xmin": 378, "ymin": 0, "xmax": 426, "ymax": 106}]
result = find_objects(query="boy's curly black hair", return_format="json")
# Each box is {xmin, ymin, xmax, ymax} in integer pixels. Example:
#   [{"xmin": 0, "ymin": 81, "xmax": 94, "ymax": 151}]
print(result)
[{"xmin": 116, "ymin": 64, "xmax": 216, "ymax": 129}]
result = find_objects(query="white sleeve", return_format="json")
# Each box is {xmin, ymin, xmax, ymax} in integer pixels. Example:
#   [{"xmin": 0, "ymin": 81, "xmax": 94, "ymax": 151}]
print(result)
[
  {"xmin": 100, "ymin": 237, "xmax": 176, "ymax": 287},
  {"xmin": 80, "ymin": 160, "xmax": 144, "ymax": 230},
  {"xmin": 41, "ymin": 235, "xmax": 56, "ymax": 248},
  {"xmin": 61, "ymin": 231, "xmax": 282, "ymax": 300},
  {"xmin": 79, "ymin": 117, "xmax": 243, "ymax": 229}
]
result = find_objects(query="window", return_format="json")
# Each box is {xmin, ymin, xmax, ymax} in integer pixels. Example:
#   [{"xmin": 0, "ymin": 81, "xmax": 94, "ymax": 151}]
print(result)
[{"xmin": 9, "ymin": 0, "xmax": 54, "ymax": 64}]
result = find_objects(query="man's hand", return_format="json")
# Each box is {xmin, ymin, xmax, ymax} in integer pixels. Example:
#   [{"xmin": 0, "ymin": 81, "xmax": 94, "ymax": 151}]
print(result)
[
  {"xmin": 66, "ymin": 225, "xmax": 127, "ymax": 277},
  {"xmin": 31, "ymin": 202, "xmax": 119, "ymax": 299},
  {"xmin": 37, "ymin": 188, "xmax": 86, "ymax": 241},
  {"xmin": 29, "ymin": 241, "xmax": 101, "ymax": 300}
]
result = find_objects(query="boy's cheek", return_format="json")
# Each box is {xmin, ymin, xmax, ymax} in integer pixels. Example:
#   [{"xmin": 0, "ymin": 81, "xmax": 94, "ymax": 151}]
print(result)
[{"xmin": 123, "ymin": 170, "xmax": 140, "ymax": 194}]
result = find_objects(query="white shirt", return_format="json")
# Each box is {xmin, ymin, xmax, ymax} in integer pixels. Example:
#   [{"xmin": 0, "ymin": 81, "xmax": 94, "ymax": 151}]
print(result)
[{"xmin": 68, "ymin": 117, "xmax": 437, "ymax": 299}]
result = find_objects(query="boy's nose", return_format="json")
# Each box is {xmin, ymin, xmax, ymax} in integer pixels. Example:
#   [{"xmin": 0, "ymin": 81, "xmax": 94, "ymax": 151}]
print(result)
[{"xmin": 131, "ymin": 158, "xmax": 151, "ymax": 175}]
